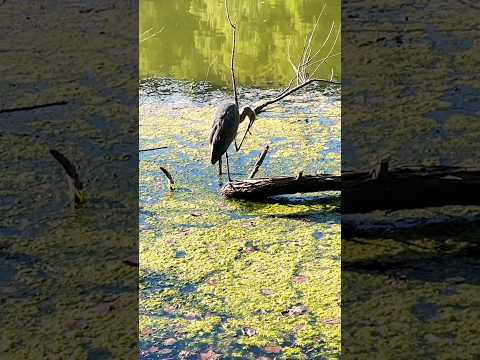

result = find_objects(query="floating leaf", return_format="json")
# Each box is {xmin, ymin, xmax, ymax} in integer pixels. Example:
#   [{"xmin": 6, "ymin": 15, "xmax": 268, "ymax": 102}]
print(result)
[
  {"xmin": 241, "ymin": 327, "xmax": 257, "ymax": 337},
  {"xmin": 163, "ymin": 337, "xmax": 177, "ymax": 346},
  {"xmin": 321, "ymin": 318, "xmax": 339, "ymax": 325},
  {"xmin": 200, "ymin": 347, "xmax": 221, "ymax": 360},
  {"xmin": 264, "ymin": 346, "xmax": 282, "ymax": 354},
  {"xmin": 281, "ymin": 305, "xmax": 306, "ymax": 316},
  {"xmin": 142, "ymin": 327, "xmax": 152, "ymax": 336},
  {"xmin": 147, "ymin": 346, "xmax": 159, "ymax": 353},
  {"xmin": 293, "ymin": 275, "xmax": 308, "ymax": 284}
]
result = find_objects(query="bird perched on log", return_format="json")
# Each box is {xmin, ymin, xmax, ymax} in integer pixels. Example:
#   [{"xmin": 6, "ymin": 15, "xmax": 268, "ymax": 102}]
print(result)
[{"xmin": 209, "ymin": 102, "xmax": 256, "ymax": 181}]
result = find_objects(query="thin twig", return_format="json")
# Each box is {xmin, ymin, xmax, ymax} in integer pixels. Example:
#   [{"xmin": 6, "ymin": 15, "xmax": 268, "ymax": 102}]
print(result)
[
  {"xmin": 249, "ymin": 145, "xmax": 270, "ymax": 179},
  {"xmin": 140, "ymin": 26, "xmax": 165, "ymax": 43},
  {"xmin": 139, "ymin": 146, "xmax": 168, "ymax": 152},
  {"xmin": 0, "ymin": 101, "xmax": 68, "ymax": 114},
  {"xmin": 224, "ymin": 0, "xmax": 239, "ymax": 109},
  {"xmin": 160, "ymin": 167, "xmax": 175, "ymax": 191}
]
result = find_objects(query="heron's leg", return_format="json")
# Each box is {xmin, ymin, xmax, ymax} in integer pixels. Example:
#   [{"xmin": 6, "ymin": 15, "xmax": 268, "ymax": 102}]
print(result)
[
  {"xmin": 218, "ymin": 157, "xmax": 223, "ymax": 176},
  {"xmin": 225, "ymin": 152, "xmax": 232, "ymax": 182}
]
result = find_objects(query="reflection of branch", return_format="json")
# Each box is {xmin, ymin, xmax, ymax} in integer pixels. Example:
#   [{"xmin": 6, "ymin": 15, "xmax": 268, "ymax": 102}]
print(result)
[
  {"xmin": 236, "ymin": 5, "xmax": 341, "ymax": 147},
  {"xmin": 224, "ymin": 0, "xmax": 239, "ymax": 109},
  {"xmin": 140, "ymin": 26, "xmax": 164, "ymax": 43}
]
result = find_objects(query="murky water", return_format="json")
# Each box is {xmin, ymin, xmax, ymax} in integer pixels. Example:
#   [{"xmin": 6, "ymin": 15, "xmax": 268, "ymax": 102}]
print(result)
[
  {"xmin": 139, "ymin": 78, "xmax": 340, "ymax": 359},
  {"xmin": 140, "ymin": 0, "xmax": 341, "ymax": 358},
  {"xmin": 140, "ymin": 0, "xmax": 340, "ymax": 87}
]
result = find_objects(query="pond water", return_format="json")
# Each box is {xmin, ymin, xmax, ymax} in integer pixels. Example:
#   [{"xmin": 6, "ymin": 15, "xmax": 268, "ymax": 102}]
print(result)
[
  {"xmin": 139, "ymin": 79, "xmax": 340, "ymax": 359},
  {"xmin": 140, "ymin": 0, "xmax": 340, "ymax": 87},
  {"xmin": 139, "ymin": 1, "xmax": 341, "ymax": 358}
]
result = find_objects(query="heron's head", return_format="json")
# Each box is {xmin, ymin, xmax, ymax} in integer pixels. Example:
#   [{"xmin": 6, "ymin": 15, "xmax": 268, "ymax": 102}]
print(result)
[{"xmin": 240, "ymin": 106, "xmax": 256, "ymax": 124}]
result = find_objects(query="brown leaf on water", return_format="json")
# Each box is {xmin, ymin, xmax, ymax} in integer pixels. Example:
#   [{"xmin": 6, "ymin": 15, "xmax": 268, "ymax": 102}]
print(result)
[
  {"xmin": 123, "ymin": 254, "xmax": 139, "ymax": 267},
  {"xmin": 293, "ymin": 324, "xmax": 306, "ymax": 332},
  {"xmin": 147, "ymin": 346, "xmax": 159, "ymax": 353},
  {"xmin": 94, "ymin": 302, "xmax": 113, "ymax": 315},
  {"xmin": 164, "ymin": 238, "xmax": 176, "ymax": 246},
  {"xmin": 65, "ymin": 319, "xmax": 87, "ymax": 331},
  {"xmin": 200, "ymin": 347, "xmax": 221, "ymax": 360},
  {"xmin": 241, "ymin": 221, "xmax": 256, "ymax": 228},
  {"xmin": 281, "ymin": 305, "xmax": 306, "ymax": 317},
  {"xmin": 260, "ymin": 289, "xmax": 274, "ymax": 296},
  {"xmin": 241, "ymin": 327, "xmax": 257, "ymax": 337},
  {"xmin": 293, "ymin": 275, "xmax": 308, "ymax": 284},
  {"xmin": 163, "ymin": 304, "xmax": 178, "ymax": 315},
  {"xmin": 163, "ymin": 337, "xmax": 177, "ymax": 346},
  {"xmin": 179, "ymin": 350, "xmax": 197, "ymax": 359},
  {"xmin": 321, "ymin": 318, "xmax": 340, "ymax": 325},
  {"xmin": 264, "ymin": 345, "xmax": 282, "ymax": 354},
  {"xmin": 142, "ymin": 327, "xmax": 152, "ymax": 336}
]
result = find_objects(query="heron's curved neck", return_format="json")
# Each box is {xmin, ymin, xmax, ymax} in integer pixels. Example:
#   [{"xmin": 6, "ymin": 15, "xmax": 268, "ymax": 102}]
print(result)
[{"xmin": 240, "ymin": 106, "xmax": 256, "ymax": 123}]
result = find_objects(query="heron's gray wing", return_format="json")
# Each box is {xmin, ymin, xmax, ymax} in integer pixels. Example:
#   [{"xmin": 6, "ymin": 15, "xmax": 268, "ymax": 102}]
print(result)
[{"xmin": 208, "ymin": 120, "xmax": 219, "ymax": 145}]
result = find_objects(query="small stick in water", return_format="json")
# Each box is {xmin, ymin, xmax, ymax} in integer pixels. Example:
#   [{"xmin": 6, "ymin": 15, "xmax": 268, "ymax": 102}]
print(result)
[
  {"xmin": 249, "ymin": 145, "xmax": 270, "ymax": 179},
  {"xmin": 49, "ymin": 149, "xmax": 85, "ymax": 207},
  {"xmin": 160, "ymin": 167, "xmax": 175, "ymax": 191},
  {"xmin": 139, "ymin": 146, "xmax": 168, "ymax": 152}
]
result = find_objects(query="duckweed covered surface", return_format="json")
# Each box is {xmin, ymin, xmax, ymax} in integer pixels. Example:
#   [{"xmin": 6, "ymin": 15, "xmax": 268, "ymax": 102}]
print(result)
[
  {"xmin": 343, "ymin": 208, "xmax": 480, "ymax": 358},
  {"xmin": 139, "ymin": 79, "xmax": 341, "ymax": 359}
]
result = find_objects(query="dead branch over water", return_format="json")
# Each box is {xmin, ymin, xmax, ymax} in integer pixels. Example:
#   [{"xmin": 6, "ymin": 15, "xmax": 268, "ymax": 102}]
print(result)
[{"xmin": 221, "ymin": 163, "xmax": 480, "ymax": 213}]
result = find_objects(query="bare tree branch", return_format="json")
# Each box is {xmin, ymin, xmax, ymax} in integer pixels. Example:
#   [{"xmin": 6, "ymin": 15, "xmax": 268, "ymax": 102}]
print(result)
[
  {"xmin": 224, "ymin": 0, "xmax": 239, "ymax": 109},
  {"xmin": 254, "ymin": 78, "xmax": 340, "ymax": 115},
  {"xmin": 249, "ymin": 145, "xmax": 270, "ymax": 179}
]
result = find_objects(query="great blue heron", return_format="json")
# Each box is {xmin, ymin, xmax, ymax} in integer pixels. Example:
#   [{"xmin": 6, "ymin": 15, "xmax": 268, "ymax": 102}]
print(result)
[{"xmin": 209, "ymin": 102, "xmax": 256, "ymax": 181}]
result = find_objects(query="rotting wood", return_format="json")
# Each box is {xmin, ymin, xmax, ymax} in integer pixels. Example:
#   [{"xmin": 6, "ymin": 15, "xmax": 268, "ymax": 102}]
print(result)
[{"xmin": 221, "ymin": 165, "xmax": 480, "ymax": 213}]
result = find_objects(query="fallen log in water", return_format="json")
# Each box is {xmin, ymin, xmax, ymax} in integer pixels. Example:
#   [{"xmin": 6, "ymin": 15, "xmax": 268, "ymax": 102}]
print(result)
[
  {"xmin": 220, "ymin": 164, "xmax": 480, "ymax": 213},
  {"xmin": 220, "ymin": 173, "xmax": 341, "ymax": 199}
]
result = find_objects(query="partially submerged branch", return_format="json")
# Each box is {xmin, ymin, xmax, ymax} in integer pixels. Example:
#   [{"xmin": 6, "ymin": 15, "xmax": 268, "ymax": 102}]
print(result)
[
  {"xmin": 1, "ymin": 100, "xmax": 68, "ymax": 114},
  {"xmin": 249, "ymin": 145, "xmax": 270, "ymax": 179},
  {"xmin": 49, "ymin": 149, "xmax": 85, "ymax": 207},
  {"xmin": 139, "ymin": 146, "xmax": 168, "ymax": 152},
  {"xmin": 160, "ymin": 167, "xmax": 175, "ymax": 191}
]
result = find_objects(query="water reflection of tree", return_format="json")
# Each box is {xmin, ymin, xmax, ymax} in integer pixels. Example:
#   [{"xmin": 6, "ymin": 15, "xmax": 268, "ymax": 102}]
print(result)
[{"xmin": 140, "ymin": 0, "xmax": 340, "ymax": 87}]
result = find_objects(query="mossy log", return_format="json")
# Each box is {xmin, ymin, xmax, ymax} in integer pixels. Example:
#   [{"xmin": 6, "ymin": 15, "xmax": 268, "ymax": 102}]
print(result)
[{"xmin": 221, "ymin": 165, "xmax": 480, "ymax": 213}]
